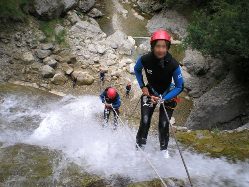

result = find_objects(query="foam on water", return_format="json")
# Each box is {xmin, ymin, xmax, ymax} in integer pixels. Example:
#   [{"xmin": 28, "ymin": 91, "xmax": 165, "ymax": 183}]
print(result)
[
  {"xmin": 26, "ymin": 96, "xmax": 249, "ymax": 186},
  {"xmin": 1, "ymin": 94, "xmax": 249, "ymax": 186}
]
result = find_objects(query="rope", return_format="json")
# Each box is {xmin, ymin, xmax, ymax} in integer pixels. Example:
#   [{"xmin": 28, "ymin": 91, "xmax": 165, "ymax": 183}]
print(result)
[
  {"xmin": 111, "ymin": 105, "xmax": 168, "ymax": 187},
  {"xmin": 161, "ymin": 102, "xmax": 193, "ymax": 187}
]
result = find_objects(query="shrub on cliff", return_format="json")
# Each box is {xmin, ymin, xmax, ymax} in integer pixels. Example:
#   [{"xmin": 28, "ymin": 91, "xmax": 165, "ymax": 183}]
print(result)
[
  {"xmin": 186, "ymin": 0, "xmax": 249, "ymax": 81},
  {"xmin": 0, "ymin": 0, "xmax": 30, "ymax": 22}
]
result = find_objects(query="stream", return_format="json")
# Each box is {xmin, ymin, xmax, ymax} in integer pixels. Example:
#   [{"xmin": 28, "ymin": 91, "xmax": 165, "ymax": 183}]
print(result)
[{"xmin": 0, "ymin": 83, "xmax": 249, "ymax": 186}]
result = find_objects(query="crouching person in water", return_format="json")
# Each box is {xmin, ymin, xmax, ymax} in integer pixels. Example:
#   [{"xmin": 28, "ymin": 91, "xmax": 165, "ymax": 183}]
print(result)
[
  {"xmin": 100, "ymin": 87, "xmax": 121, "ymax": 130},
  {"xmin": 134, "ymin": 30, "xmax": 184, "ymax": 158}
]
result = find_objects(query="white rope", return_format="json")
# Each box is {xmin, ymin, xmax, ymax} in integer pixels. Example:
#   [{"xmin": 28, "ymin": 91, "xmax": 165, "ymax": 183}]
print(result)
[
  {"xmin": 161, "ymin": 102, "xmax": 193, "ymax": 187},
  {"xmin": 111, "ymin": 105, "xmax": 168, "ymax": 187}
]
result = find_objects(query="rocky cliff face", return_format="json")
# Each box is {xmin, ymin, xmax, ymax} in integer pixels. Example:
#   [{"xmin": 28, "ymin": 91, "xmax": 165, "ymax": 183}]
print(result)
[
  {"xmin": 28, "ymin": 0, "xmax": 95, "ymax": 20},
  {"xmin": 144, "ymin": 4, "xmax": 249, "ymax": 130},
  {"xmin": 186, "ymin": 73, "xmax": 249, "ymax": 130},
  {"xmin": 0, "ymin": 0, "xmax": 137, "ymax": 98}
]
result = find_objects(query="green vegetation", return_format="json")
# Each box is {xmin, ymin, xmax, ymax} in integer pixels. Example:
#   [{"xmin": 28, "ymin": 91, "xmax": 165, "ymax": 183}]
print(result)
[
  {"xmin": 176, "ymin": 130, "xmax": 249, "ymax": 161},
  {"xmin": 39, "ymin": 19, "xmax": 68, "ymax": 46},
  {"xmin": 185, "ymin": 0, "xmax": 249, "ymax": 81},
  {"xmin": 169, "ymin": 44, "xmax": 185, "ymax": 63},
  {"xmin": 0, "ymin": 144, "xmax": 55, "ymax": 183},
  {"xmin": 128, "ymin": 179, "xmax": 162, "ymax": 187},
  {"xmin": 128, "ymin": 178, "xmax": 185, "ymax": 187},
  {"xmin": 0, "ymin": 0, "xmax": 30, "ymax": 21}
]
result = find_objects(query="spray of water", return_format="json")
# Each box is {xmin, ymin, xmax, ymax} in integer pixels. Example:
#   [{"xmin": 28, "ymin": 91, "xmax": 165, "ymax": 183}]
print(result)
[{"xmin": 1, "ymin": 94, "xmax": 249, "ymax": 186}]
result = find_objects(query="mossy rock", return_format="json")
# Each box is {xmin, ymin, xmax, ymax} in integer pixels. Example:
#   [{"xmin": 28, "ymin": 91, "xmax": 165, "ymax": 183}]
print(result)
[
  {"xmin": 0, "ymin": 143, "xmax": 61, "ymax": 185},
  {"xmin": 128, "ymin": 178, "xmax": 185, "ymax": 187},
  {"xmin": 81, "ymin": 175, "xmax": 106, "ymax": 187},
  {"xmin": 55, "ymin": 162, "xmax": 107, "ymax": 187},
  {"xmin": 176, "ymin": 130, "xmax": 249, "ymax": 161}
]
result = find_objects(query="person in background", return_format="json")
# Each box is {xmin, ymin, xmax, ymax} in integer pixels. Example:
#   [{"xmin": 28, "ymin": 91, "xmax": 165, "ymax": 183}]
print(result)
[
  {"xmin": 100, "ymin": 87, "xmax": 121, "ymax": 130},
  {"xmin": 100, "ymin": 70, "xmax": 106, "ymax": 86},
  {"xmin": 125, "ymin": 82, "xmax": 132, "ymax": 98}
]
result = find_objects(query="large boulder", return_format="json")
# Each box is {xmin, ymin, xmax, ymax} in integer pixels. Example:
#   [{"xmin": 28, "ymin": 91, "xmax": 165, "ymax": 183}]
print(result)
[
  {"xmin": 87, "ymin": 8, "xmax": 103, "ymax": 18},
  {"xmin": 146, "ymin": 9, "xmax": 188, "ymax": 39},
  {"xmin": 63, "ymin": 0, "xmax": 78, "ymax": 11},
  {"xmin": 21, "ymin": 52, "xmax": 35, "ymax": 65},
  {"xmin": 29, "ymin": 0, "xmax": 78, "ymax": 20},
  {"xmin": 43, "ymin": 57, "xmax": 58, "ymax": 68},
  {"xmin": 61, "ymin": 63, "xmax": 74, "ymax": 75},
  {"xmin": 41, "ymin": 65, "xmax": 56, "ymax": 78},
  {"xmin": 57, "ymin": 50, "xmax": 77, "ymax": 64},
  {"xmin": 70, "ymin": 20, "xmax": 104, "ymax": 39},
  {"xmin": 137, "ymin": 40, "xmax": 150, "ymax": 55},
  {"xmin": 36, "ymin": 49, "xmax": 52, "ymax": 59},
  {"xmin": 67, "ymin": 11, "xmax": 81, "ymax": 25},
  {"xmin": 186, "ymin": 73, "xmax": 249, "ymax": 130},
  {"xmin": 52, "ymin": 73, "xmax": 68, "ymax": 85},
  {"xmin": 41, "ymin": 43, "xmax": 54, "ymax": 50},
  {"xmin": 183, "ymin": 49, "xmax": 209, "ymax": 76},
  {"xmin": 71, "ymin": 70, "xmax": 94, "ymax": 85},
  {"xmin": 29, "ymin": 0, "xmax": 65, "ymax": 20},
  {"xmin": 137, "ymin": 0, "xmax": 163, "ymax": 14},
  {"xmin": 182, "ymin": 48, "xmax": 226, "ymax": 98},
  {"xmin": 78, "ymin": 0, "xmax": 95, "ymax": 13},
  {"xmin": 105, "ymin": 30, "xmax": 135, "ymax": 55}
]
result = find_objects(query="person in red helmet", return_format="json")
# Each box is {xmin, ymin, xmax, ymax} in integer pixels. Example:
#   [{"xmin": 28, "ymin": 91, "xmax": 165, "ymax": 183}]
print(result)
[
  {"xmin": 100, "ymin": 87, "xmax": 121, "ymax": 130},
  {"xmin": 134, "ymin": 29, "xmax": 184, "ymax": 158}
]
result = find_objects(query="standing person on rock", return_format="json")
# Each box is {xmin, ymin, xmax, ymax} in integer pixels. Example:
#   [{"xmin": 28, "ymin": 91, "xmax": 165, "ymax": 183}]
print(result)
[
  {"xmin": 100, "ymin": 87, "xmax": 121, "ymax": 130},
  {"xmin": 100, "ymin": 70, "xmax": 106, "ymax": 86},
  {"xmin": 125, "ymin": 82, "xmax": 132, "ymax": 98},
  {"xmin": 134, "ymin": 30, "xmax": 184, "ymax": 158}
]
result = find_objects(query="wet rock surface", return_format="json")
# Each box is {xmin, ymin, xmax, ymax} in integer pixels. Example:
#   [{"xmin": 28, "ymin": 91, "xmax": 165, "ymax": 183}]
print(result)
[{"xmin": 186, "ymin": 73, "xmax": 249, "ymax": 130}]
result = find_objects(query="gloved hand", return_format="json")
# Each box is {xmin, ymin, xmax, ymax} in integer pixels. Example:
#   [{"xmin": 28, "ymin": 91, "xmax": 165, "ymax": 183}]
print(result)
[
  {"xmin": 142, "ymin": 87, "xmax": 150, "ymax": 96},
  {"xmin": 155, "ymin": 95, "xmax": 165, "ymax": 105},
  {"xmin": 150, "ymin": 95, "xmax": 159, "ymax": 104},
  {"xmin": 105, "ymin": 102, "xmax": 112, "ymax": 108},
  {"xmin": 157, "ymin": 97, "xmax": 165, "ymax": 104}
]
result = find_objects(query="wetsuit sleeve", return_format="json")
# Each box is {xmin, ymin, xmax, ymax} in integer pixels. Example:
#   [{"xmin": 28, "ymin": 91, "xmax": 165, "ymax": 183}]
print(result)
[
  {"xmin": 112, "ymin": 95, "xmax": 121, "ymax": 109},
  {"xmin": 163, "ymin": 66, "xmax": 184, "ymax": 101},
  {"xmin": 134, "ymin": 57, "xmax": 145, "ymax": 88},
  {"xmin": 99, "ymin": 91, "xmax": 106, "ymax": 103}
]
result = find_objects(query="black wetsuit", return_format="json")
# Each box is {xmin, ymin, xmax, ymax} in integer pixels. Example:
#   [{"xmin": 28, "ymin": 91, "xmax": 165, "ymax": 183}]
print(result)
[{"xmin": 134, "ymin": 52, "xmax": 184, "ymax": 150}]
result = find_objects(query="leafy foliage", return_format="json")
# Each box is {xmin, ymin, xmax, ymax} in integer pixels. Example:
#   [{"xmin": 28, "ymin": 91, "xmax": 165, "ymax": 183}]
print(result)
[
  {"xmin": 39, "ymin": 19, "xmax": 68, "ymax": 47},
  {"xmin": 0, "ymin": 0, "xmax": 30, "ymax": 21},
  {"xmin": 185, "ymin": 0, "xmax": 249, "ymax": 81}
]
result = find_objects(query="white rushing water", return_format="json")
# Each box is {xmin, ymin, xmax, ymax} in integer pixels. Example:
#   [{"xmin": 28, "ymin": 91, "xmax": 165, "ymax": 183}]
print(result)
[{"xmin": 0, "ymin": 94, "xmax": 249, "ymax": 186}]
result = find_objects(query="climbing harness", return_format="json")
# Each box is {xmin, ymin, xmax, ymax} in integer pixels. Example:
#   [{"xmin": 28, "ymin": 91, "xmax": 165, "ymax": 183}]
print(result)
[{"xmin": 159, "ymin": 95, "xmax": 193, "ymax": 187}]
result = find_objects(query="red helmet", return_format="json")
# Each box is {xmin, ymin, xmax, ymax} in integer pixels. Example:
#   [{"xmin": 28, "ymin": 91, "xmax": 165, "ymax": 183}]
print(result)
[
  {"xmin": 107, "ymin": 87, "xmax": 117, "ymax": 99},
  {"xmin": 150, "ymin": 29, "xmax": 171, "ymax": 44}
]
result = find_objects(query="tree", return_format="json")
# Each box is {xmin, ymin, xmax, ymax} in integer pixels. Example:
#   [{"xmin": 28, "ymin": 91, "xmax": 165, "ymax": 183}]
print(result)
[
  {"xmin": 0, "ymin": 0, "xmax": 30, "ymax": 22},
  {"xmin": 186, "ymin": 0, "xmax": 249, "ymax": 81}
]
